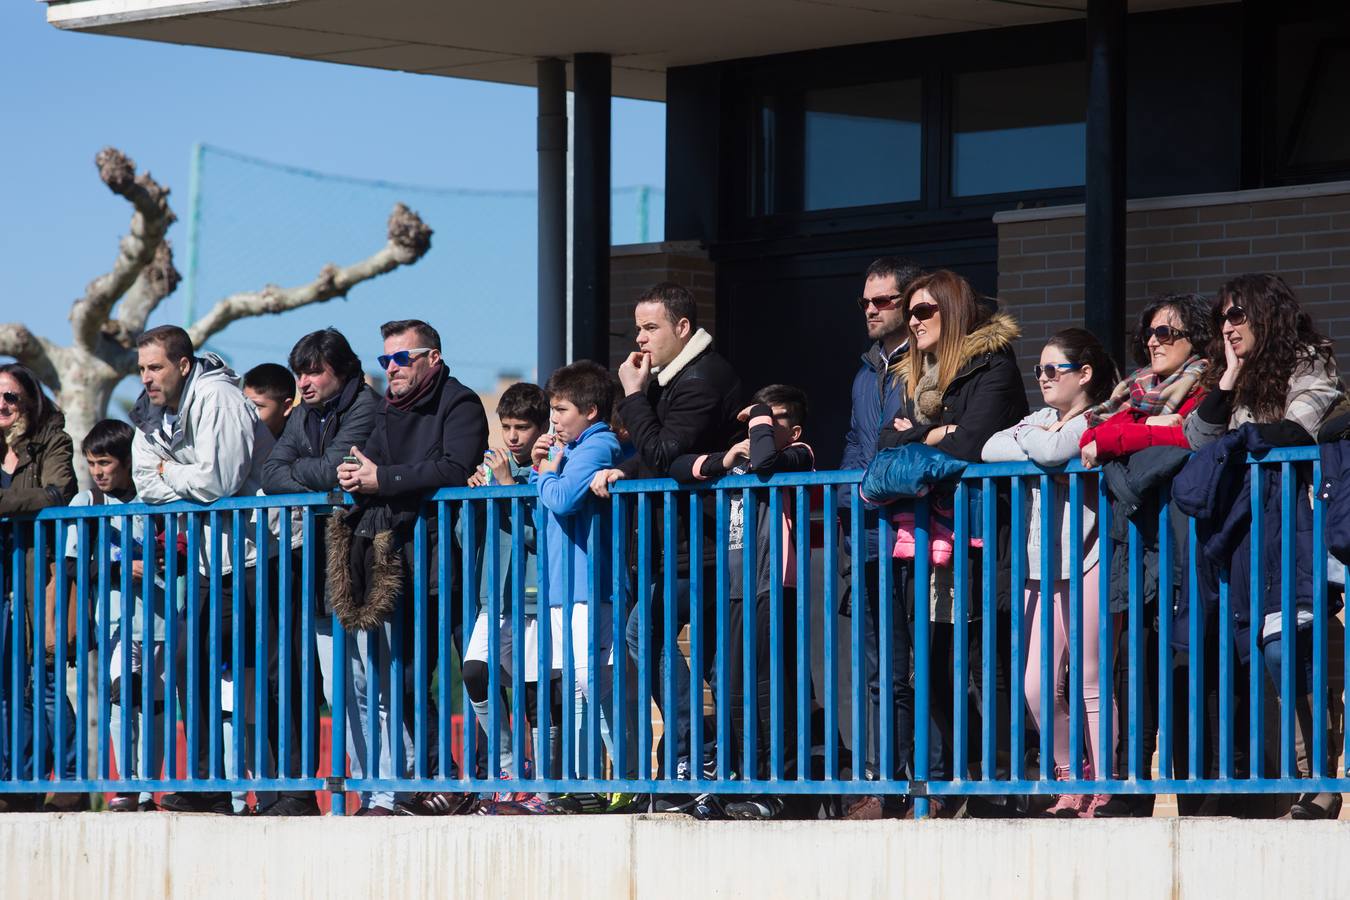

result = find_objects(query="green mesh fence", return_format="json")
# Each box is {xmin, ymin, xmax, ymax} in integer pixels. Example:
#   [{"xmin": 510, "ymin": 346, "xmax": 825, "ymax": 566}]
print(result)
[{"xmin": 174, "ymin": 143, "xmax": 664, "ymax": 389}]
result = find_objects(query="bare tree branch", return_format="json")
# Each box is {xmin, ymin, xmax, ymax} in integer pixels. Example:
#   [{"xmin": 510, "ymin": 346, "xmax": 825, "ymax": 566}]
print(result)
[
  {"xmin": 105, "ymin": 240, "xmax": 181, "ymax": 347},
  {"xmin": 187, "ymin": 204, "xmax": 432, "ymax": 348},
  {"xmin": 0, "ymin": 324, "xmax": 59, "ymax": 386},
  {"xmin": 69, "ymin": 148, "xmax": 176, "ymax": 353}
]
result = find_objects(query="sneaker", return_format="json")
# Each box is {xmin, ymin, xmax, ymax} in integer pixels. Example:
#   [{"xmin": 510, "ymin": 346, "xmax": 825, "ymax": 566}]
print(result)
[
  {"xmin": 689, "ymin": 792, "xmax": 727, "ymax": 821},
  {"xmin": 1092, "ymin": 793, "xmax": 1154, "ymax": 818},
  {"xmin": 108, "ymin": 793, "xmax": 140, "ymax": 813},
  {"xmin": 606, "ymin": 792, "xmax": 646, "ymax": 814},
  {"xmin": 545, "ymin": 792, "xmax": 611, "ymax": 814},
  {"xmin": 841, "ymin": 796, "xmax": 883, "ymax": 820},
  {"xmin": 44, "ymin": 793, "xmax": 90, "ymax": 813},
  {"xmin": 725, "ymin": 795, "xmax": 786, "ymax": 820},
  {"xmin": 158, "ymin": 792, "xmax": 234, "ymax": 815},
  {"xmin": 1081, "ymin": 794, "xmax": 1112, "ymax": 818},
  {"xmin": 258, "ymin": 794, "xmax": 321, "ymax": 816},
  {"xmin": 354, "ymin": 805, "xmax": 394, "ymax": 817},
  {"xmin": 395, "ymin": 792, "xmax": 477, "ymax": 816}
]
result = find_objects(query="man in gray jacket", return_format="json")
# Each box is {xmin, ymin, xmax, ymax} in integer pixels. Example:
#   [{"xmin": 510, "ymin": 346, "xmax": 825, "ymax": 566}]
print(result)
[
  {"xmin": 261, "ymin": 328, "xmax": 385, "ymax": 814},
  {"xmin": 130, "ymin": 325, "xmax": 280, "ymax": 814}
]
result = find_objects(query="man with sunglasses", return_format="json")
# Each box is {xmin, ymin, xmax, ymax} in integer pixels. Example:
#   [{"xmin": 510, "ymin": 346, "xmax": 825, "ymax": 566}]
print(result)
[
  {"xmin": 332, "ymin": 318, "xmax": 488, "ymax": 815},
  {"xmin": 838, "ymin": 256, "xmax": 925, "ymax": 819}
]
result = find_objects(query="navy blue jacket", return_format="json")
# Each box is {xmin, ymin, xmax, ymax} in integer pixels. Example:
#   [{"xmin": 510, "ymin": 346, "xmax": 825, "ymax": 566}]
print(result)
[
  {"xmin": 840, "ymin": 342, "xmax": 907, "ymax": 561},
  {"xmin": 1171, "ymin": 425, "xmax": 1317, "ymax": 661}
]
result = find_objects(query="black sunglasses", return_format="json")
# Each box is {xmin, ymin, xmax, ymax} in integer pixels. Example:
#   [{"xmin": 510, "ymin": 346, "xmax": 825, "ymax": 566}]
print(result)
[
  {"xmin": 857, "ymin": 293, "xmax": 903, "ymax": 312},
  {"xmin": 0, "ymin": 391, "xmax": 19, "ymax": 407},
  {"xmin": 1215, "ymin": 305, "xmax": 1248, "ymax": 327},
  {"xmin": 907, "ymin": 302, "xmax": 940, "ymax": 322},
  {"xmin": 1139, "ymin": 325, "xmax": 1189, "ymax": 344},
  {"xmin": 1031, "ymin": 362, "xmax": 1083, "ymax": 381}
]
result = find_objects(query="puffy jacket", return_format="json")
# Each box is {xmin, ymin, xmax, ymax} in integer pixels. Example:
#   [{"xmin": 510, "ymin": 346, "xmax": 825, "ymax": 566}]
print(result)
[
  {"xmin": 1171, "ymin": 425, "xmax": 1320, "ymax": 662},
  {"xmin": 840, "ymin": 342, "xmax": 908, "ymax": 561},
  {"xmin": 130, "ymin": 353, "xmax": 274, "ymax": 575}
]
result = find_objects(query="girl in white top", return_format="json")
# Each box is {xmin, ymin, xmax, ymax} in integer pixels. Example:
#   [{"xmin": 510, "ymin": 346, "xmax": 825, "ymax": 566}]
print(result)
[{"xmin": 982, "ymin": 327, "xmax": 1117, "ymax": 818}]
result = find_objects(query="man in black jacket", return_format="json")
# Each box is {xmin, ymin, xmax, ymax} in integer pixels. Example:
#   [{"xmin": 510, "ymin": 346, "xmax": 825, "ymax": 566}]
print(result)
[
  {"xmin": 261, "ymin": 328, "xmax": 379, "ymax": 815},
  {"xmin": 591, "ymin": 282, "xmax": 742, "ymax": 810},
  {"xmin": 333, "ymin": 319, "xmax": 489, "ymax": 815}
]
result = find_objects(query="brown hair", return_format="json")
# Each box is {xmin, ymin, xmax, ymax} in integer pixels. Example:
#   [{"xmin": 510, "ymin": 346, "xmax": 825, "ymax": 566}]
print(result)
[{"xmin": 899, "ymin": 269, "xmax": 980, "ymax": 395}]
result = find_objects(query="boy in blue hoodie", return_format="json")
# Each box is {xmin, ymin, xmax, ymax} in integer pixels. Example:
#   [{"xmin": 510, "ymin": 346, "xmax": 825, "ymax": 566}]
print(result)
[{"xmin": 529, "ymin": 361, "xmax": 628, "ymax": 798}]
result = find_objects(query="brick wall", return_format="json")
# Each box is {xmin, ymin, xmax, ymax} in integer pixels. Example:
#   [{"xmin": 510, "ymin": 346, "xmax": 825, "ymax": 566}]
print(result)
[
  {"xmin": 994, "ymin": 182, "xmax": 1350, "ymax": 402},
  {"xmin": 609, "ymin": 242, "xmax": 716, "ymax": 372}
]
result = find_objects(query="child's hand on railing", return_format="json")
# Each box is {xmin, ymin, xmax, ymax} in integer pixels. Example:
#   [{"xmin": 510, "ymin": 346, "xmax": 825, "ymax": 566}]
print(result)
[
  {"xmin": 723, "ymin": 439, "xmax": 751, "ymax": 469},
  {"xmin": 589, "ymin": 468, "xmax": 624, "ymax": 498},
  {"xmin": 1080, "ymin": 440, "xmax": 1100, "ymax": 468}
]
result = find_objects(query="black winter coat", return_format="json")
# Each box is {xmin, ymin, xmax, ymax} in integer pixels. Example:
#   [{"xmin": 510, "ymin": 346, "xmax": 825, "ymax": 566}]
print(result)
[
  {"xmin": 879, "ymin": 312, "xmax": 1029, "ymax": 462},
  {"xmin": 262, "ymin": 376, "xmax": 381, "ymax": 494},
  {"xmin": 617, "ymin": 331, "xmax": 742, "ymax": 575}
]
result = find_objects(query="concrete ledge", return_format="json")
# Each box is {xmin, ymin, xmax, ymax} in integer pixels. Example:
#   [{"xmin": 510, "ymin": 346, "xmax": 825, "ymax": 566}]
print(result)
[
  {"xmin": 992, "ymin": 180, "xmax": 1350, "ymax": 225},
  {"xmin": 5, "ymin": 812, "xmax": 1350, "ymax": 898}
]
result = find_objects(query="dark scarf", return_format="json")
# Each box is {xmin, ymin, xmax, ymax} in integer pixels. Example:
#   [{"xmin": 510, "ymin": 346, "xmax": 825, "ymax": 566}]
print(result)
[
  {"xmin": 304, "ymin": 376, "xmax": 361, "ymax": 453},
  {"xmin": 387, "ymin": 363, "xmax": 442, "ymax": 411}
]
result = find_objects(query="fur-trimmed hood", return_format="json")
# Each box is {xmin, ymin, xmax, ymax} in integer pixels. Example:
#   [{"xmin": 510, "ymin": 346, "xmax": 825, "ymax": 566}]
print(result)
[{"xmin": 914, "ymin": 312, "xmax": 1021, "ymax": 423}]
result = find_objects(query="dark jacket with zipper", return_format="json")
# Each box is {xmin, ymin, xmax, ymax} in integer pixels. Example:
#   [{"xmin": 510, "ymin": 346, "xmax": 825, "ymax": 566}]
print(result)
[
  {"xmin": 326, "ymin": 367, "xmax": 488, "ymax": 630},
  {"xmin": 840, "ymin": 341, "xmax": 908, "ymax": 562},
  {"xmin": 262, "ymin": 376, "xmax": 381, "ymax": 494},
  {"xmin": 617, "ymin": 329, "xmax": 742, "ymax": 576},
  {"xmin": 1171, "ymin": 425, "xmax": 1323, "ymax": 662},
  {"xmin": 262, "ymin": 376, "xmax": 379, "ymax": 616}
]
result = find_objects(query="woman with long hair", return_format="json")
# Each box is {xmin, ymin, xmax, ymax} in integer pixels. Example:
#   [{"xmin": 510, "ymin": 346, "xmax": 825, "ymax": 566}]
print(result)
[
  {"xmin": 879, "ymin": 269, "xmax": 1028, "ymax": 815},
  {"xmin": 983, "ymin": 328, "xmax": 1118, "ymax": 817},
  {"xmin": 0, "ymin": 364, "xmax": 78, "ymax": 812},
  {"xmin": 1183, "ymin": 273, "xmax": 1346, "ymax": 820}
]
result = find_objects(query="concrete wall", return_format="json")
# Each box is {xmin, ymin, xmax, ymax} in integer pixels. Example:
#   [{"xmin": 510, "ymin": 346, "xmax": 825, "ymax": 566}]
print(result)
[
  {"xmin": 7, "ymin": 813, "xmax": 1350, "ymax": 899},
  {"xmin": 994, "ymin": 181, "xmax": 1350, "ymax": 403}
]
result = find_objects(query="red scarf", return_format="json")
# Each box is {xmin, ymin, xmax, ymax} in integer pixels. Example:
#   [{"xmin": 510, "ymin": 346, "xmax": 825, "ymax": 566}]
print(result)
[{"xmin": 387, "ymin": 363, "xmax": 443, "ymax": 411}]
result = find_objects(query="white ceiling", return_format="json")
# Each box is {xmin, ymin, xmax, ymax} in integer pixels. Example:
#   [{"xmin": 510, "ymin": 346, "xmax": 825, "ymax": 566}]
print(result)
[{"xmin": 45, "ymin": 0, "xmax": 1228, "ymax": 100}]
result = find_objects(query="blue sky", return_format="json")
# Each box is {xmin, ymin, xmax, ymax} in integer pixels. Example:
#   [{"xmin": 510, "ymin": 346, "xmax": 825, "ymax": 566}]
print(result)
[{"xmin": 0, "ymin": 3, "xmax": 665, "ymax": 396}]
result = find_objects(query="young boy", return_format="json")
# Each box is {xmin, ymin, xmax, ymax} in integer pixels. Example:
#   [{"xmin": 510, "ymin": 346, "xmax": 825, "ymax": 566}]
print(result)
[
  {"xmin": 671, "ymin": 384, "xmax": 815, "ymax": 820},
  {"xmin": 461, "ymin": 382, "xmax": 552, "ymax": 814},
  {"xmin": 62, "ymin": 420, "xmax": 171, "ymax": 812},
  {"xmin": 530, "ymin": 361, "xmax": 629, "ymax": 804},
  {"xmin": 243, "ymin": 363, "xmax": 297, "ymax": 439}
]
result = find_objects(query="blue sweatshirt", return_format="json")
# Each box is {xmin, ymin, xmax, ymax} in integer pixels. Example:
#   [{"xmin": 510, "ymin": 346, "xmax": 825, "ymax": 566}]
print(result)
[{"xmin": 530, "ymin": 422, "xmax": 623, "ymax": 607}]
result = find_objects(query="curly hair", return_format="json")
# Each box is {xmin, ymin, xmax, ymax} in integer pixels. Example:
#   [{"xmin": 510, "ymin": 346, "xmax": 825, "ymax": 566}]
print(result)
[
  {"xmin": 1130, "ymin": 292, "xmax": 1214, "ymax": 369},
  {"xmin": 1200, "ymin": 273, "xmax": 1335, "ymax": 423}
]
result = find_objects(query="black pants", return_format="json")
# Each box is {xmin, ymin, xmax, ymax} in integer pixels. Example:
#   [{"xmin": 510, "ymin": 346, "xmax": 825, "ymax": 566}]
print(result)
[
  {"xmin": 859, "ymin": 559, "xmax": 917, "ymax": 781},
  {"xmin": 929, "ymin": 606, "xmax": 1014, "ymax": 783},
  {"xmin": 724, "ymin": 590, "xmax": 802, "ymax": 780}
]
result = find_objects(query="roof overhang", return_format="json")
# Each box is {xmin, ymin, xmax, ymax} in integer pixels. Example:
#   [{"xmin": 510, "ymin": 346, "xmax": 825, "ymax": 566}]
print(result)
[{"xmin": 42, "ymin": 0, "xmax": 1228, "ymax": 101}]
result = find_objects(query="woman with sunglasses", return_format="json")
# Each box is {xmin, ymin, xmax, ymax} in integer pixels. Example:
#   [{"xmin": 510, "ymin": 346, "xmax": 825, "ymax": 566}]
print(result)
[
  {"xmin": 0, "ymin": 364, "xmax": 78, "ymax": 811},
  {"xmin": 1079, "ymin": 293, "xmax": 1214, "ymax": 468},
  {"xmin": 982, "ymin": 328, "xmax": 1117, "ymax": 817},
  {"xmin": 1182, "ymin": 273, "xmax": 1345, "ymax": 820},
  {"xmin": 879, "ymin": 269, "xmax": 1027, "ymax": 812},
  {"xmin": 1073, "ymin": 294, "xmax": 1212, "ymax": 818}
]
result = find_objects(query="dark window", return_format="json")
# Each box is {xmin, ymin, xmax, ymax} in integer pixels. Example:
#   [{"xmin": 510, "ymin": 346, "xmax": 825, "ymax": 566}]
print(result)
[
  {"xmin": 1274, "ymin": 23, "xmax": 1350, "ymax": 177},
  {"xmin": 801, "ymin": 81, "xmax": 923, "ymax": 210},
  {"xmin": 754, "ymin": 79, "xmax": 922, "ymax": 214},
  {"xmin": 951, "ymin": 62, "xmax": 1086, "ymax": 197}
]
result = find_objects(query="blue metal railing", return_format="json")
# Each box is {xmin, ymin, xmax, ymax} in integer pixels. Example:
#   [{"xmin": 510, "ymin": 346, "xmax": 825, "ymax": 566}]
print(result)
[{"xmin": 0, "ymin": 447, "xmax": 1341, "ymax": 815}]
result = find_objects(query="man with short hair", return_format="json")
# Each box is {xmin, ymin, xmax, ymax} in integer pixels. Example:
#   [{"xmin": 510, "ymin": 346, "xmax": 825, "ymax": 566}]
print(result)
[
  {"xmin": 331, "ymin": 319, "xmax": 488, "ymax": 815},
  {"xmin": 261, "ymin": 327, "xmax": 380, "ymax": 815},
  {"xmin": 591, "ymin": 282, "xmax": 741, "ymax": 813},
  {"xmin": 129, "ymin": 324, "xmax": 284, "ymax": 814},
  {"xmin": 838, "ymin": 256, "xmax": 928, "ymax": 819}
]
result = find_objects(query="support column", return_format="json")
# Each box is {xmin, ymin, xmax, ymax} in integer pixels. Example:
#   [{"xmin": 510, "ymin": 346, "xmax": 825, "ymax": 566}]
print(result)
[
  {"xmin": 1084, "ymin": 0, "xmax": 1127, "ymax": 367},
  {"xmin": 571, "ymin": 52, "xmax": 611, "ymax": 365},
  {"xmin": 537, "ymin": 58, "xmax": 568, "ymax": 381}
]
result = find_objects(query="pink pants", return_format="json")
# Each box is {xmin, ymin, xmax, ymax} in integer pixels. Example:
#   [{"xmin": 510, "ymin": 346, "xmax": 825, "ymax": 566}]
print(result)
[{"xmin": 1023, "ymin": 565, "xmax": 1117, "ymax": 776}]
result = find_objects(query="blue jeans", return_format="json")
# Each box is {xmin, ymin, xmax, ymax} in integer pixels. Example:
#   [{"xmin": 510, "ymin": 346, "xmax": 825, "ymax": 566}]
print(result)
[{"xmin": 0, "ymin": 601, "xmax": 33, "ymax": 781}]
